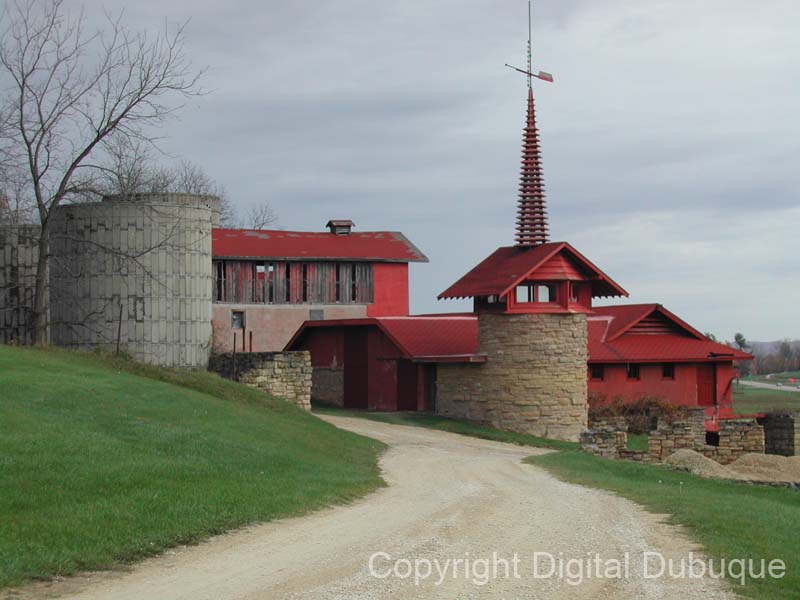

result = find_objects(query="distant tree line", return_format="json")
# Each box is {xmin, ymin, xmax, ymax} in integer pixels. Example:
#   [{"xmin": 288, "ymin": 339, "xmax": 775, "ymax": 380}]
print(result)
[{"xmin": 705, "ymin": 331, "xmax": 800, "ymax": 376}]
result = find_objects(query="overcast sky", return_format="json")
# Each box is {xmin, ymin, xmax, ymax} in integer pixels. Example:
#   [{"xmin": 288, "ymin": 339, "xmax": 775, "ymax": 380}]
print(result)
[{"xmin": 84, "ymin": 0, "xmax": 799, "ymax": 341}]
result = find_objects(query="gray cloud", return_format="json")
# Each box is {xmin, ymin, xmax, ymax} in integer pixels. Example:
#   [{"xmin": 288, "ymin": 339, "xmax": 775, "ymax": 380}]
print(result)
[{"xmin": 75, "ymin": 0, "xmax": 800, "ymax": 340}]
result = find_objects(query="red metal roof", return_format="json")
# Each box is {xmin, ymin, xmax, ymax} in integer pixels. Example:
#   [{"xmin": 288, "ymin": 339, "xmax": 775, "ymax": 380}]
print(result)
[
  {"xmin": 212, "ymin": 228, "xmax": 428, "ymax": 263},
  {"xmin": 438, "ymin": 242, "xmax": 628, "ymax": 300},
  {"xmin": 588, "ymin": 304, "xmax": 753, "ymax": 363},
  {"xmin": 285, "ymin": 316, "xmax": 483, "ymax": 362}
]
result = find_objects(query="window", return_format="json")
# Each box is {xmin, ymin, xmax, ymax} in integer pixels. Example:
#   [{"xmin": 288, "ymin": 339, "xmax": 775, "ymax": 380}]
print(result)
[
  {"xmin": 302, "ymin": 263, "xmax": 309, "ymax": 302},
  {"xmin": 351, "ymin": 264, "xmax": 357, "ymax": 302},
  {"xmin": 267, "ymin": 264, "xmax": 275, "ymax": 303},
  {"xmin": 590, "ymin": 364, "xmax": 604, "ymax": 381},
  {"xmin": 516, "ymin": 285, "xmax": 533, "ymax": 303},
  {"xmin": 285, "ymin": 264, "xmax": 291, "ymax": 302},
  {"xmin": 570, "ymin": 283, "xmax": 579, "ymax": 303},
  {"xmin": 335, "ymin": 263, "xmax": 341, "ymax": 302},
  {"xmin": 231, "ymin": 310, "xmax": 245, "ymax": 329},
  {"xmin": 536, "ymin": 284, "xmax": 557, "ymax": 303},
  {"xmin": 627, "ymin": 363, "xmax": 640, "ymax": 380},
  {"xmin": 662, "ymin": 363, "xmax": 675, "ymax": 380},
  {"xmin": 253, "ymin": 263, "xmax": 263, "ymax": 302},
  {"xmin": 215, "ymin": 261, "xmax": 225, "ymax": 301}
]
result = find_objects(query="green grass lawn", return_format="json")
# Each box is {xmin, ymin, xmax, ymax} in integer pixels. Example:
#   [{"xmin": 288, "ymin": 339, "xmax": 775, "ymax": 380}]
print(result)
[
  {"xmin": 0, "ymin": 346, "xmax": 385, "ymax": 589},
  {"xmin": 626, "ymin": 432, "xmax": 649, "ymax": 451},
  {"xmin": 313, "ymin": 406, "xmax": 579, "ymax": 451},
  {"xmin": 733, "ymin": 385, "xmax": 800, "ymax": 414},
  {"xmin": 528, "ymin": 451, "xmax": 800, "ymax": 599}
]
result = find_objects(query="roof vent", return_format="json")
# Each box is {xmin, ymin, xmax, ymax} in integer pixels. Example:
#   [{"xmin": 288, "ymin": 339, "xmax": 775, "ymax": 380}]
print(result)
[{"xmin": 326, "ymin": 219, "xmax": 354, "ymax": 235}]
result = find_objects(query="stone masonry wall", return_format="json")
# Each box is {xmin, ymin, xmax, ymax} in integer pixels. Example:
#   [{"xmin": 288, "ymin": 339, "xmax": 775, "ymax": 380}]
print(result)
[
  {"xmin": 208, "ymin": 351, "xmax": 312, "ymax": 410},
  {"xmin": 311, "ymin": 367, "xmax": 344, "ymax": 406},
  {"xmin": 704, "ymin": 419, "xmax": 765, "ymax": 464},
  {"xmin": 583, "ymin": 414, "xmax": 764, "ymax": 465},
  {"xmin": 436, "ymin": 313, "xmax": 588, "ymax": 442}
]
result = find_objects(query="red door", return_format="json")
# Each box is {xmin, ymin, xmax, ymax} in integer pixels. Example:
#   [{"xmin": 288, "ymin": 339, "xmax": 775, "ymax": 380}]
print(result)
[
  {"xmin": 396, "ymin": 360, "xmax": 418, "ymax": 411},
  {"xmin": 697, "ymin": 364, "xmax": 716, "ymax": 407},
  {"xmin": 343, "ymin": 328, "xmax": 368, "ymax": 409}
]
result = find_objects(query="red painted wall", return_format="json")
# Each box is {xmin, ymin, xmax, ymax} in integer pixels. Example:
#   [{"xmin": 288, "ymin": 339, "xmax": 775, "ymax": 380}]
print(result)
[
  {"xmin": 589, "ymin": 363, "xmax": 698, "ymax": 407},
  {"xmin": 367, "ymin": 263, "xmax": 409, "ymax": 317},
  {"xmin": 588, "ymin": 361, "xmax": 737, "ymax": 422}
]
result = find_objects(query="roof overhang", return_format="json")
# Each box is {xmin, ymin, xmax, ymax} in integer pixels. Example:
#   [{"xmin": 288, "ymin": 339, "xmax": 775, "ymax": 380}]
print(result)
[{"xmin": 438, "ymin": 241, "xmax": 628, "ymax": 300}]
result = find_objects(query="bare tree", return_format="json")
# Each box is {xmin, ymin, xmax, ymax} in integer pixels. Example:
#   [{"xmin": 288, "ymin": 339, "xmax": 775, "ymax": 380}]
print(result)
[
  {"xmin": 0, "ymin": 0, "xmax": 203, "ymax": 343},
  {"xmin": 246, "ymin": 199, "xmax": 278, "ymax": 230}
]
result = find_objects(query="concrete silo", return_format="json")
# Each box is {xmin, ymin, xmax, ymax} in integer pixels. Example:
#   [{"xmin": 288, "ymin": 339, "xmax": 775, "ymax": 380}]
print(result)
[{"xmin": 49, "ymin": 193, "xmax": 216, "ymax": 367}]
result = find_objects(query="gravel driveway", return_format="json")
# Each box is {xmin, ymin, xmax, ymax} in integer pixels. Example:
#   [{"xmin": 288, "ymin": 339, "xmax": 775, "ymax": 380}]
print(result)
[{"xmin": 29, "ymin": 415, "xmax": 734, "ymax": 599}]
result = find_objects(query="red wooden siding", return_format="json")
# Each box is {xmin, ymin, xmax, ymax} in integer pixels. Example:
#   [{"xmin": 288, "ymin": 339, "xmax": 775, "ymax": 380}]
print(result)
[
  {"xmin": 533, "ymin": 252, "xmax": 589, "ymax": 280},
  {"xmin": 213, "ymin": 259, "xmax": 375, "ymax": 305},
  {"xmin": 628, "ymin": 313, "xmax": 694, "ymax": 337}
]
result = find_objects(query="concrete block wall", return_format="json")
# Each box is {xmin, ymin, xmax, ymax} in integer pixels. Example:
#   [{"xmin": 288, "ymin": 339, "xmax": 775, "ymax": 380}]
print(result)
[
  {"xmin": 208, "ymin": 351, "xmax": 312, "ymax": 410},
  {"xmin": 48, "ymin": 194, "xmax": 214, "ymax": 367},
  {"xmin": 436, "ymin": 313, "xmax": 588, "ymax": 442},
  {"xmin": 0, "ymin": 225, "xmax": 44, "ymax": 344},
  {"xmin": 760, "ymin": 413, "xmax": 799, "ymax": 456}
]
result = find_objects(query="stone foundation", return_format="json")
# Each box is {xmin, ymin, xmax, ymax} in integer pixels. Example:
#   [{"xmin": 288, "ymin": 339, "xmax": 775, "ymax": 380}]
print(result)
[
  {"xmin": 582, "ymin": 414, "xmax": 764, "ymax": 466},
  {"xmin": 580, "ymin": 425, "xmax": 626, "ymax": 458},
  {"xmin": 311, "ymin": 367, "xmax": 344, "ymax": 406},
  {"xmin": 209, "ymin": 351, "xmax": 312, "ymax": 410},
  {"xmin": 704, "ymin": 419, "xmax": 765, "ymax": 464},
  {"xmin": 436, "ymin": 312, "xmax": 588, "ymax": 442}
]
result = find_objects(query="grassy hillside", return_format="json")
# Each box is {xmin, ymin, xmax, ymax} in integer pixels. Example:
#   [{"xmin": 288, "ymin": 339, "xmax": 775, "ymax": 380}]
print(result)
[
  {"xmin": 733, "ymin": 385, "xmax": 800, "ymax": 414},
  {"xmin": 0, "ymin": 346, "xmax": 385, "ymax": 589}
]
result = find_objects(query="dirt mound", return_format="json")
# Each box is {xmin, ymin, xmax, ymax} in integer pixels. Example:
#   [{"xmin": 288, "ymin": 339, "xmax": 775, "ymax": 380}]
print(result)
[
  {"xmin": 666, "ymin": 450, "xmax": 800, "ymax": 484},
  {"xmin": 665, "ymin": 450, "xmax": 743, "ymax": 480},
  {"xmin": 730, "ymin": 453, "xmax": 800, "ymax": 483}
]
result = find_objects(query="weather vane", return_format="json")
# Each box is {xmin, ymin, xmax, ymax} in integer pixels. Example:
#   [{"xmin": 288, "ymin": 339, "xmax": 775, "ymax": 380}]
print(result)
[{"xmin": 505, "ymin": 1, "xmax": 554, "ymax": 85}]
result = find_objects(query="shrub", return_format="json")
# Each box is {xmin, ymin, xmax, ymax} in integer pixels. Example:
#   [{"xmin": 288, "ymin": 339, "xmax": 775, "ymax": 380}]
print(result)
[{"xmin": 589, "ymin": 396, "xmax": 683, "ymax": 434}]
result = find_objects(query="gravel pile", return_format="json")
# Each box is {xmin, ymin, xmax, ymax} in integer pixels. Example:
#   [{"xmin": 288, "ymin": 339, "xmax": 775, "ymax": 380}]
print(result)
[
  {"xmin": 665, "ymin": 449, "xmax": 800, "ymax": 484},
  {"xmin": 664, "ymin": 450, "xmax": 742, "ymax": 480},
  {"xmin": 730, "ymin": 453, "xmax": 800, "ymax": 483}
]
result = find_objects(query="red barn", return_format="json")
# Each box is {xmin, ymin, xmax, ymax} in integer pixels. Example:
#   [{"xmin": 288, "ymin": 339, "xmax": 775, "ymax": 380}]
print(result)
[
  {"xmin": 287, "ymin": 316, "xmax": 483, "ymax": 411},
  {"xmin": 281, "ymin": 31, "xmax": 755, "ymax": 439},
  {"xmin": 587, "ymin": 304, "xmax": 752, "ymax": 429},
  {"xmin": 211, "ymin": 221, "xmax": 427, "ymax": 352}
]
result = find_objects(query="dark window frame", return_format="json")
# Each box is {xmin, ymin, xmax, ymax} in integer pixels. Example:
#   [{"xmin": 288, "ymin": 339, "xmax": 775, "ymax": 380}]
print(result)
[
  {"xmin": 662, "ymin": 363, "xmax": 676, "ymax": 380},
  {"xmin": 590, "ymin": 364, "xmax": 605, "ymax": 381}
]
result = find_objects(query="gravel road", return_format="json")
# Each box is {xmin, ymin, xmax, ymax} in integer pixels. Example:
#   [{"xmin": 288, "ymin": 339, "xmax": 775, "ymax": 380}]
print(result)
[{"xmin": 26, "ymin": 415, "xmax": 734, "ymax": 599}]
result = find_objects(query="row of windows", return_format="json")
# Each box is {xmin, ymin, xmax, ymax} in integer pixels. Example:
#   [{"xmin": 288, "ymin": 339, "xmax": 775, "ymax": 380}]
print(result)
[
  {"xmin": 213, "ymin": 260, "xmax": 373, "ymax": 305},
  {"xmin": 590, "ymin": 363, "xmax": 675, "ymax": 382}
]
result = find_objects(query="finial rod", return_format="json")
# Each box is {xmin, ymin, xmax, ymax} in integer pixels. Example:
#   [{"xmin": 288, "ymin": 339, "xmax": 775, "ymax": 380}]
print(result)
[{"xmin": 527, "ymin": 1, "xmax": 532, "ymax": 89}]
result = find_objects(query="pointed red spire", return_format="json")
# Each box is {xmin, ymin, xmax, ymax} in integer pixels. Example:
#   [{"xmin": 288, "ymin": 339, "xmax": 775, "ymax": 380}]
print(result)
[{"xmin": 515, "ymin": 87, "xmax": 549, "ymax": 247}]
